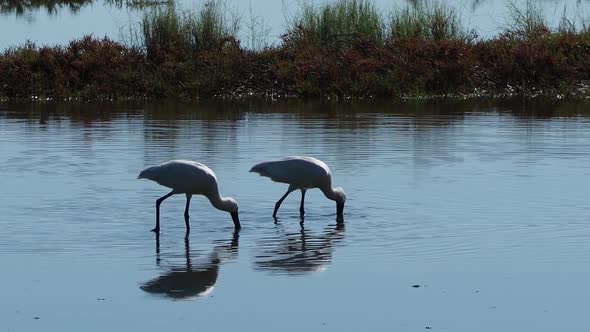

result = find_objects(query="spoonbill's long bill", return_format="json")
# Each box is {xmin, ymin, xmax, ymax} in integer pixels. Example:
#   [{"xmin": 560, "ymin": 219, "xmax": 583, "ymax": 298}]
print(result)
[
  {"xmin": 138, "ymin": 160, "xmax": 240, "ymax": 233},
  {"xmin": 250, "ymin": 156, "xmax": 346, "ymax": 219}
]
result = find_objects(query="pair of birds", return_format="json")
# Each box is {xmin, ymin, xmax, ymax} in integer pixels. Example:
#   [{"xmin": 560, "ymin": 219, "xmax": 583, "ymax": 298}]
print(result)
[{"xmin": 138, "ymin": 156, "xmax": 347, "ymax": 233}]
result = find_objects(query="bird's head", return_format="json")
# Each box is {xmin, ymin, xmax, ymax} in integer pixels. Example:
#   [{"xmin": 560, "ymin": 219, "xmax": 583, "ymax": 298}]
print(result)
[
  {"xmin": 224, "ymin": 197, "xmax": 239, "ymax": 213},
  {"xmin": 333, "ymin": 187, "xmax": 346, "ymax": 204},
  {"xmin": 137, "ymin": 166, "xmax": 161, "ymax": 181},
  {"xmin": 334, "ymin": 187, "xmax": 346, "ymax": 217},
  {"xmin": 224, "ymin": 197, "xmax": 240, "ymax": 229}
]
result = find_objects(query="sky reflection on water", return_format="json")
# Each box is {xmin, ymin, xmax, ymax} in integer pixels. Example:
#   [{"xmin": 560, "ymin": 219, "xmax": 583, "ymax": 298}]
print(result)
[{"xmin": 1, "ymin": 100, "xmax": 590, "ymax": 331}]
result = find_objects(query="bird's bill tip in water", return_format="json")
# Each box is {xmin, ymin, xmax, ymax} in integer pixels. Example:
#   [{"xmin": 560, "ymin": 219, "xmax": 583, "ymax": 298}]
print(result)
[
  {"xmin": 231, "ymin": 211, "xmax": 241, "ymax": 229},
  {"xmin": 337, "ymin": 202, "xmax": 345, "ymax": 216}
]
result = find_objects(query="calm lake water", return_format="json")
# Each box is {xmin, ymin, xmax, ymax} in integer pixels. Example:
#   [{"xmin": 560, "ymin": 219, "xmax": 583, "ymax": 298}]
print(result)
[
  {"xmin": 1, "ymin": 100, "xmax": 590, "ymax": 331},
  {"xmin": 1, "ymin": 0, "xmax": 590, "ymax": 50}
]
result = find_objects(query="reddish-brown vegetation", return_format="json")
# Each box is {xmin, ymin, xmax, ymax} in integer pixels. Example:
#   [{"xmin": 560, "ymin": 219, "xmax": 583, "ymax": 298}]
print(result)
[{"xmin": 1, "ymin": 31, "xmax": 590, "ymax": 101}]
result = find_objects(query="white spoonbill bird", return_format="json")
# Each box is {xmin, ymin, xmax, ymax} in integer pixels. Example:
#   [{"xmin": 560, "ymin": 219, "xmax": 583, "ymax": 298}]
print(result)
[
  {"xmin": 250, "ymin": 156, "xmax": 346, "ymax": 218},
  {"xmin": 138, "ymin": 160, "xmax": 240, "ymax": 233}
]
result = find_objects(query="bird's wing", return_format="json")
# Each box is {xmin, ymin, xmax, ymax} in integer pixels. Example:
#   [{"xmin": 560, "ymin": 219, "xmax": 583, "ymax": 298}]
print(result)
[
  {"xmin": 250, "ymin": 157, "xmax": 330, "ymax": 186},
  {"xmin": 154, "ymin": 160, "xmax": 218, "ymax": 194}
]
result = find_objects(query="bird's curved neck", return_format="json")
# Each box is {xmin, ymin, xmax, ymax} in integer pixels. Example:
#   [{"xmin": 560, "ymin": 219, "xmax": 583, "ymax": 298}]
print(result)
[
  {"xmin": 208, "ymin": 193, "xmax": 233, "ymax": 212},
  {"xmin": 321, "ymin": 186, "xmax": 341, "ymax": 202}
]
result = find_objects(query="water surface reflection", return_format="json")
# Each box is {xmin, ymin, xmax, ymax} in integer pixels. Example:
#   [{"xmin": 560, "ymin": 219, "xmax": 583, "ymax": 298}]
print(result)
[
  {"xmin": 0, "ymin": 0, "xmax": 92, "ymax": 15},
  {"xmin": 2, "ymin": 100, "xmax": 590, "ymax": 332},
  {"xmin": 254, "ymin": 222, "xmax": 345, "ymax": 275},
  {"xmin": 4, "ymin": 0, "xmax": 590, "ymax": 17},
  {"xmin": 0, "ymin": 0, "xmax": 166, "ymax": 15},
  {"xmin": 141, "ymin": 230, "xmax": 239, "ymax": 300}
]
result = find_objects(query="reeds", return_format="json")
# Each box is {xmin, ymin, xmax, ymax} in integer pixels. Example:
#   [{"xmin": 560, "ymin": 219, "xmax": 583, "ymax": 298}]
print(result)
[
  {"xmin": 287, "ymin": 0, "xmax": 385, "ymax": 46},
  {"xmin": 389, "ymin": 0, "xmax": 473, "ymax": 42},
  {"xmin": 139, "ymin": 1, "xmax": 239, "ymax": 61},
  {"xmin": 504, "ymin": 0, "xmax": 549, "ymax": 39},
  {"xmin": 285, "ymin": 0, "xmax": 472, "ymax": 47}
]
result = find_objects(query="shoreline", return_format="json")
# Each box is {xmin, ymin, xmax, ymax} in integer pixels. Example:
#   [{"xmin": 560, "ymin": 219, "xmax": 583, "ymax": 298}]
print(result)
[
  {"xmin": 2, "ymin": 34, "xmax": 590, "ymax": 102},
  {"xmin": 2, "ymin": 1, "xmax": 590, "ymax": 102}
]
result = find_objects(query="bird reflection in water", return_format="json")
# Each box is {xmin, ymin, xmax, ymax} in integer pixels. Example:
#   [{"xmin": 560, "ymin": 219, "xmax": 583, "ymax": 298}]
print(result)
[
  {"xmin": 254, "ymin": 220, "xmax": 345, "ymax": 275},
  {"xmin": 141, "ymin": 230, "xmax": 239, "ymax": 299}
]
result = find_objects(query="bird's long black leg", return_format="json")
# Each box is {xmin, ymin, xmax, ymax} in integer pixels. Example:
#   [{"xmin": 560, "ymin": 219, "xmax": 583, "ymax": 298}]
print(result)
[
  {"xmin": 184, "ymin": 194, "xmax": 192, "ymax": 234},
  {"xmin": 273, "ymin": 189, "xmax": 294, "ymax": 217},
  {"xmin": 155, "ymin": 232, "xmax": 161, "ymax": 266},
  {"xmin": 184, "ymin": 234, "xmax": 191, "ymax": 270},
  {"xmin": 154, "ymin": 191, "xmax": 174, "ymax": 233},
  {"xmin": 299, "ymin": 189, "xmax": 307, "ymax": 216}
]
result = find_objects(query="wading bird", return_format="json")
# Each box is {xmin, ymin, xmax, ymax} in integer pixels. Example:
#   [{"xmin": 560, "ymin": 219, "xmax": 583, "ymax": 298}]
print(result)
[
  {"xmin": 138, "ymin": 160, "xmax": 240, "ymax": 233},
  {"xmin": 250, "ymin": 156, "xmax": 346, "ymax": 218}
]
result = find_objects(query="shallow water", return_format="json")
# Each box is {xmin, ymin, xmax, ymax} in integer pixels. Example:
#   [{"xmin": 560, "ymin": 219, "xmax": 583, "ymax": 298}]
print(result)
[
  {"xmin": 1, "ymin": 0, "xmax": 590, "ymax": 50},
  {"xmin": 1, "ymin": 100, "xmax": 590, "ymax": 331}
]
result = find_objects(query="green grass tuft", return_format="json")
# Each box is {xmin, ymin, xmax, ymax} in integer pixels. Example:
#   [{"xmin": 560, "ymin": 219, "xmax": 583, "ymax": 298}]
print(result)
[
  {"xmin": 139, "ymin": 1, "xmax": 239, "ymax": 61},
  {"xmin": 389, "ymin": 0, "xmax": 474, "ymax": 42},
  {"xmin": 504, "ymin": 0, "xmax": 550, "ymax": 39},
  {"xmin": 288, "ymin": 0, "xmax": 385, "ymax": 46}
]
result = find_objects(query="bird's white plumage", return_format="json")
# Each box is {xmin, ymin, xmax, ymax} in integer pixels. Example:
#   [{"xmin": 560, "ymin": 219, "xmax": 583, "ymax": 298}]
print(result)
[
  {"xmin": 154, "ymin": 160, "xmax": 219, "ymax": 195},
  {"xmin": 138, "ymin": 160, "xmax": 240, "ymax": 231},
  {"xmin": 250, "ymin": 156, "xmax": 332, "ymax": 190},
  {"xmin": 139, "ymin": 160, "xmax": 236, "ymax": 211},
  {"xmin": 250, "ymin": 156, "xmax": 346, "ymax": 217}
]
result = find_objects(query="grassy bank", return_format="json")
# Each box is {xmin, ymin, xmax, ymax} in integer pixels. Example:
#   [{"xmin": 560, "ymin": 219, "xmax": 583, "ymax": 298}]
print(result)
[{"xmin": 1, "ymin": 0, "xmax": 590, "ymax": 101}]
